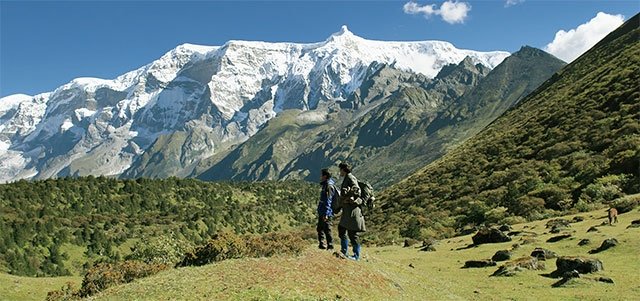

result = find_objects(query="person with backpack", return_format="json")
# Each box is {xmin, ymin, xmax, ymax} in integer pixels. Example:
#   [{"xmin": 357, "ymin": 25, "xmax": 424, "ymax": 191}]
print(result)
[
  {"xmin": 317, "ymin": 168, "xmax": 337, "ymax": 250},
  {"xmin": 335, "ymin": 162, "xmax": 366, "ymax": 260}
]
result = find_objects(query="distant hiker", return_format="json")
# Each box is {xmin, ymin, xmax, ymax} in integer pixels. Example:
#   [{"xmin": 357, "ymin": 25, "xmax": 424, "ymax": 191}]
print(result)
[
  {"xmin": 317, "ymin": 168, "xmax": 337, "ymax": 250},
  {"xmin": 335, "ymin": 162, "xmax": 366, "ymax": 260},
  {"xmin": 608, "ymin": 207, "xmax": 618, "ymax": 225}
]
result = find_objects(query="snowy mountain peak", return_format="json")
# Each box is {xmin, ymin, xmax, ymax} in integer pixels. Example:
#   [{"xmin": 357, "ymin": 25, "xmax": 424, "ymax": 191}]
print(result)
[{"xmin": 0, "ymin": 28, "xmax": 513, "ymax": 183}]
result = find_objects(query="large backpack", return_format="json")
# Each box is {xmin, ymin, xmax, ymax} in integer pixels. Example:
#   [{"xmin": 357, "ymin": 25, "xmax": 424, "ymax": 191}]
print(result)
[{"xmin": 357, "ymin": 181, "xmax": 375, "ymax": 212}]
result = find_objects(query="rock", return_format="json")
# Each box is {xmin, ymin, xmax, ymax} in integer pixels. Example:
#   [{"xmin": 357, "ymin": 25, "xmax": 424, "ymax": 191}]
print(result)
[
  {"xmin": 508, "ymin": 231, "xmax": 523, "ymax": 236},
  {"xmin": 572, "ymin": 216, "xmax": 585, "ymax": 223},
  {"xmin": 598, "ymin": 277, "xmax": 614, "ymax": 284},
  {"xmin": 491, "ymin": 256, "xmax": 545, "ymax": 277},
  {"xmin": 409, "ymin": 263, "xmax": 415, "ymax": 268},
  {"xmin": 403, "ymin": 238, "xmax": 418, "ymax": 248},
  {"xmin": 547, "ymin": 234, "xmax": 572, "ymax": 243},
  {"xmin": 555, "ymin": 256, "xmax": 603, "ymax": 274},
  {"xmin": 420, "ymin": 244, "xmax": 436, "ymax": 252},
  {"xmin": 628, "ymin": 220, "xmax": 640, "ymax": 228},
  {"xmin": 589, "ymin": 238, "xmax": 619, "ymax": 254},
  {"xmin": 491, "ymin": 250, "xmax": 512, "ymax": 262},
  {"xmin": 587, "ymin": 226, "xmax": 599, "ymax": 232},
  {"xmin": 458, "ymin": 226, "xmax": 478, "ymax": 236},
  {"xmin": 531, "ymin": 248, "xmax": 558, "ymax": 260},
  {"xmin": 472, "ymin": 227, "xmax": 512, "ymax": 245},
  {"xmin": 499, "ymin": 224, "xmax": 512, "ymax": 232},
  {"xmin": 578, "ymin": 239, "xmax": 591, "ymax": 246},
  {"xmin": 562, "ymin": 269, "xmax": 580, "ymax": 279},
  {"xmin": 546, "ymin": 219, "xmax": 571, "ymax": 229},
  {"xmin": 463, "ymin": 259, "xmax": 497, "ymax": 268},
  {"xmin": 520, "ymin": 238, "xmax": 537, "ymax": 245},
  {"xmin": 510, "ymin": 244, "xmax": 520, "ymax": 250},
  {"xmin": 549, "ymin": 226, "xmax": 566, "ymax": 234}
]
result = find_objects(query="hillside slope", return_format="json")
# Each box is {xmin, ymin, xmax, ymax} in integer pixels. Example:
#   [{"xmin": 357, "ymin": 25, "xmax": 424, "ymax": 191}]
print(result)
[
  {"xmin": 371, "ymin": 14, "xmax": 639, "ymax": 240},
  {"xmin": 38, "ymin": 208, "xmax": 638, "ymax": 300}
]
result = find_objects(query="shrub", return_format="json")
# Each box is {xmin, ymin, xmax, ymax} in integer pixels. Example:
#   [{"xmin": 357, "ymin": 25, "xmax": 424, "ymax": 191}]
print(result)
[
  {"xmin": 612, "ymin": 193, "xmax": 640, "ymax": 213},
  {"xmin": 126, "ymin": 234, "xmax": 193, "ymax": 266},
  {"xmin": 580, "ymin": 174, "xmax": 628, "ymax": 203},
  {"xmin": 78, "ymin": 260, "xmax": 167, "ymax": 297},
  {"xmin": 46, "ymin": 282, "xmax": 79, "ymax": 301},
  {"xmin": 178, "ymin": 231, "xmax": 307, "ymax": 267}
]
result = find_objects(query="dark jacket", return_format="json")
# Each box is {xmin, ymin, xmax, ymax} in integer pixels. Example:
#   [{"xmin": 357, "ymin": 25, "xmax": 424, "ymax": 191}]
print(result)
[
  {"xmin": 318, "ymin": 178, "xmax": 337, "ymax": 217},
  {"xmin": 336, "ymin": 173, "xmax": 366, "ymax": 232}
]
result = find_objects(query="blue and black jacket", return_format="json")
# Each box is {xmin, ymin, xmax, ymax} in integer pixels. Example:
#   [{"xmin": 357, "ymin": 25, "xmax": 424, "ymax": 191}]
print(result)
[{"xmin": 318, "ymin": 178, "xmax": 337, "ymax": 218}]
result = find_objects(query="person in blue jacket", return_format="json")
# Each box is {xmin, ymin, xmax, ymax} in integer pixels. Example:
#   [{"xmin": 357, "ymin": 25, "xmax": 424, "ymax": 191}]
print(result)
[{"xmin": 317, "ymin": 168, "xmax": 337, "ymax": 250}]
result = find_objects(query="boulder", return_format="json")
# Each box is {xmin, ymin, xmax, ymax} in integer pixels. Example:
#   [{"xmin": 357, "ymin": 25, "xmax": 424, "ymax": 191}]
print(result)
[
  {"xmin": 403, "ymin": 238, "xmax": 418, "ymax": 248},
  {"xmin": 587, "ymin": 226, "xmax": 599, "ymax": 232},
  {"xmin": 491, "ymin": 250, "xmax": 512, "ymax": 262},
  {"xmin": 420, "ymin": 244, "xmax": 436, "ymax": 252},
  {"xmin": 555, "ymin": 256, "xmax": 603, "ymax": 274},
  {"xmin": 589, "ymin": 238, "xmax": 619, "ymax": 254},
  {"xmin": 547, "ymin": 234, "xmax": 572, "ymax": 243},
  {"xmin": 499, "ymin": 224, "xmax": 512, "ymax": 232},
  {"xmin": 531, "ymin": 248, "xmax": 558, "ymax": 260},
  {"xmin": 628, "ymin": 220, "xmax": 640, "ymax": 229},
  {"xmin": 571, "ymin": 216, "xmax": 585, "ymax": 223},
  {"xmin": 472, "ymin": 227, "xmax": 512, "ymax": 245},
  {"xmin": 577, "ymin": 239, "xmax": 590, "ymax": 246},
  {"xmin": 491, "ymin": 256, "xmax": 545, "ymax": 277},
  {"xmin": 598, "ymin": 277, "xmax": 614, "ymax": 284},
  {"xmin": 463, "ymin": 259, "xmax": 496, "ymax": 268},
  {"xmin": 546, "ymin": 219, "xmax": 571, "ymax": 229}
]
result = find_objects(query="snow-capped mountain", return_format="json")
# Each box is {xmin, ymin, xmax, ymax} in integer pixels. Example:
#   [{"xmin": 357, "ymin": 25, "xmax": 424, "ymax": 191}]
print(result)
[{"xmin": 0, "ymin": 26, "xmax": 510, "ymax": 182}]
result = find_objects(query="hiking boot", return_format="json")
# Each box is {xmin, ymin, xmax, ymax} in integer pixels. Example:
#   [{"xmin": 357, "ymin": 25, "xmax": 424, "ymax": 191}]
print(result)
[
  {"xmin": 351, "ymin": 243, "xmax": 361, "ymax": 261},
  {"xmin": 318, "ymin": 243, "xmax": 327, "ymax": 250},
  {"xmin": 327, "ymin": 244, "xmax": 334, "ymax": 250}
]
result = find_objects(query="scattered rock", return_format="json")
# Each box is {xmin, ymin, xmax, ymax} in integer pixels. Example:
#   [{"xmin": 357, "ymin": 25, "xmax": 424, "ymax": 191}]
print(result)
[
  {"xmin": 551, "ymin": 277, "xmax": 580, "ymax": 288},
  {"xmin": 510, "ymin": 244, "xmax": 520, "ymax": 251},
  {"xmin": 555, "ymin": 256, "xmax": 603, "ymax": 274},
  {"xmin": 499, "ymin": 224, "xmax": 512, "ymax": 232},
  {"xmin": 520, "ymin": 238, "xmax": 538, "ymax": 245},
  {"xmin": 531, "ymin": 248, "xmax": 558, "ymax": 260},
  {"xmin": 472, "ymin": 227, "xmax": 512, "ymax": 245},
  {"xmin": 589, "ymin": 238, "xmax": 619, "ymax": 254},
  {"xmin": 491, "ymin": 256, "xmax": 545, "ymax": 277},
  {"xmin": 547, "ymin": 234, "xmax": 572, "ymax": 243},
  {"xmin": 420, "ymin": 244, "xmax": 436, "ymax": 252},
  {"xmin": 578, "ymin": 239, "xmax": 591, "ymax": 246},
  {"xmin": 409, "ymin": 263, "xmax": 415, "ymax": 268},
  {"xmin": 572, "ymin": 216, "xmax": 585, "ymax": 223},
  {"xmin": 491, "ymin": 250, "xmax": 512, "ymax": 262},
  {"xmin": 458, "ymin": 226, "xmax": 478, "ymax": 236},
  {"xmin": 463, "ymin": 259, "xmax": 497, "ymax": 268},
  {"xmin": 562, "ymin": 269, "xmax": 580, "ymax": 279},
  {"xmin": 587, "ymin": 226, "xmax": 599, "ymax": 232},
  {"xmin": 403, "ymin": 238, "xmax": 418, "ymax": 248},
  {"xmin": 598, "ymin": 277, "xmax": 614, "ymax": 284},
  {"xmin": 550, "ymin": 226, "xmax": 567, "ymax": 234},
  {"xmin": 628, "ymin": 220, "xmax": 640, "ymax": 229},
  {"xmin": 507, "ymin": 231, "xmax": 523, "ymax": 236},
  {"xmin": 473, "ymin": 290, "xmax": 480, "ymax": 294},
  {"xmin": 546, "ymin": 219, "xmax": 571, "ymax": 229}
]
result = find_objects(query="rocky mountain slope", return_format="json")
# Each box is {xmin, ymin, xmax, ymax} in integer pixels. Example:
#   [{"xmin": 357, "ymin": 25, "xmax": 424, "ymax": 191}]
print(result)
[{"xmin": 0, "ymin": 26, "xmax": 509, "ymax": 182}]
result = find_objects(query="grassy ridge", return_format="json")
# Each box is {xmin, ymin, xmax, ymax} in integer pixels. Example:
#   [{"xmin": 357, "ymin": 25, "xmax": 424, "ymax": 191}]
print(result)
[
  {"xmin": 369, "ymin": 14, "xmax": 640, "ymax": 242},
  {"xmin": 25, "ymin": 207, "xmax": 636, "ymax": 301}
]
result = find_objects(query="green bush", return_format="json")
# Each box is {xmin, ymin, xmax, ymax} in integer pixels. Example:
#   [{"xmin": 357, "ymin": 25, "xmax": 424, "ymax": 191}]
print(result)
[
  {"xmin": 178, "ymin": 231, "xmax": 307, "ymax": 267},
  {"xmin": 580, "ymin": 174, "xmax": 628, "ymax": 203},
  {"xmin": 126, "ymin": 234, "xmax": 193, "ymax": 266},
  {"xmin": 612, "ymin": 193, "xmax": 640, "ymax": 213},
  {"xmin": 78, "ymin": 260, "xmax": 167, "ymax": 297}
]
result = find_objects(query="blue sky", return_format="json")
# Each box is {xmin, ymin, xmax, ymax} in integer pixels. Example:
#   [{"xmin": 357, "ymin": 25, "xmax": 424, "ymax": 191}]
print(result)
[{"xmin": 1, "ymin": 0, "xmax": 638, "ymax": 97}]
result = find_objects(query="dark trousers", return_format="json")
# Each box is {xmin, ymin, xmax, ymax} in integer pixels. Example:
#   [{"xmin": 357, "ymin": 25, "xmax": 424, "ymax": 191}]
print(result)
[
  {"xmin": 338, "ymin": 225, "xmax": 360, "ymax": 245},
  {"xmin": 317, "ymin": 217, "xmax": 333, "ymax": 246}
]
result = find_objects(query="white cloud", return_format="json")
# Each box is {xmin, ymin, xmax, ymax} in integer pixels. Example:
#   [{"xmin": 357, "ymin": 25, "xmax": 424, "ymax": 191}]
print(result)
[
  {"xmin": 544, "ymin": 12, "xmax": 625, "ymax": 62},
  {"xmin": 505, "ymin": 0, "xmax": 524, "ymax": 7},
  {"xmin": 403, "ymin": 1, "xmax": 471, "ymax": 24}
]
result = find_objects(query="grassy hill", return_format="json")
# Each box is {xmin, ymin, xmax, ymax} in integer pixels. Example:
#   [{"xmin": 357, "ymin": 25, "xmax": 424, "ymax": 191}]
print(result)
[
  {"xmin": 369, "ymin": 14, "xmax": 639, "ymax": 241},
  {"xmin": 7, "ymin": 206, "xmax": 636, "ymax": 300}
]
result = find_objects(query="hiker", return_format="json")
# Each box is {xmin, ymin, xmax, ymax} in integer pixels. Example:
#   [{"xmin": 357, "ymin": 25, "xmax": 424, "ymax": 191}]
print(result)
[
  {"xmin": 335, "ymin": 162, "xmax": 366, "ymax": 260},
  {"xmin": 317, "ymin": 168, "xmax": 337, "ymax": 250}
]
